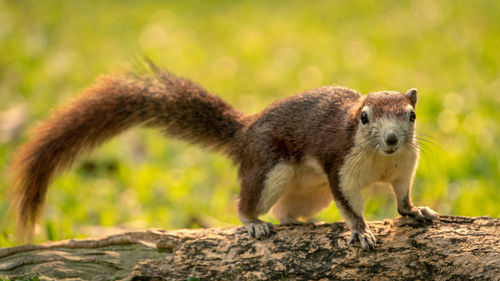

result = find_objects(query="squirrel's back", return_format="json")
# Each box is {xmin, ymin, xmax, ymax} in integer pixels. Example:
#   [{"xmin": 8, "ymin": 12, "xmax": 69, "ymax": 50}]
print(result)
[{"xmin": 237, "ymin": 86, "xmax": 362, "ymax": 164}]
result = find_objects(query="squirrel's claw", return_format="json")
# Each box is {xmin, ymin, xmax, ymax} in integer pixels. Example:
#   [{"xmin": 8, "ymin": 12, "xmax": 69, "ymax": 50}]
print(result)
[
  {"xmin": 349, "ymin": 228, "xmax": 376, "ymax": 251},
  {"xmin": 402, "ymin": 206, "xmax": 439, "ymax": 221},
  {"xmin": 244, "ymin": 221, "xmax": 273, "ymax": 239},
  {"xmin": 419, "ymin": 206, "xmax": 439, "ymax": 220}
]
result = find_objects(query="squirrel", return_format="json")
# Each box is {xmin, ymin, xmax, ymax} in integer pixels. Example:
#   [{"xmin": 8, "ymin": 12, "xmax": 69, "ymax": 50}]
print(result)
[{"xmin": 10, "ymin": 64, "xmax": 438, "ymax": 250}]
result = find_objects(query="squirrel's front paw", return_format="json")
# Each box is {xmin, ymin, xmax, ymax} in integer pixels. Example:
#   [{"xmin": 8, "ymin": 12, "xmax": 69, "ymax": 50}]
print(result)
[
  {"xmin": 400, "ymin": 206, "xmax": 439, "ymax": 221},
  {"xmin": 349, "ymin": 228, "xmax": 376, "ymax": 251},
  {"xmin": 243, "ymin": 221, "xmax": 274, "ymax": 239}
]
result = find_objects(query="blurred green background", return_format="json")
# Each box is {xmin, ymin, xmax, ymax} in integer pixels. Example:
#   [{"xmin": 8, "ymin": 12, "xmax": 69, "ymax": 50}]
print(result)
[{"xmin": 1, "ymin": 0, "xmax": 499, "ymax": 247}]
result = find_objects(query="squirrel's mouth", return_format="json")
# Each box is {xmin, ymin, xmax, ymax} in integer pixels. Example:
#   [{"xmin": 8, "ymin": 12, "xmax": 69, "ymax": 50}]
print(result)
[{"xmin": 384, "ymin": 149, "xmax": 396, "ymax": 155}]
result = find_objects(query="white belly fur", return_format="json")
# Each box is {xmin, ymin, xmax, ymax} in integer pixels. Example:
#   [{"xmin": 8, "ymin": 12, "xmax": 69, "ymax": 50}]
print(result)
[{"xmin": 257, "ymin": 156, "xmax": 332, "ymax": 223}]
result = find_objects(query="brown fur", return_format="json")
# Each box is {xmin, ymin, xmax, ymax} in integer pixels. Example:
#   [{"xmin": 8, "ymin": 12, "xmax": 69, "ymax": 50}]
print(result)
[
  {"xmin": 11, "ymin": 68, "xmax": 245, "ymax": 240},
  {"xmin": 364, "ymin": 92, "xmax": 416, "ymax": 117},
  {"xmin": 235, "ymin": 87, "xmax": 364, "ymax": 218},
  {"xmin": 10, "ymin": 65, "xmax": 419, "ymax": 242}
]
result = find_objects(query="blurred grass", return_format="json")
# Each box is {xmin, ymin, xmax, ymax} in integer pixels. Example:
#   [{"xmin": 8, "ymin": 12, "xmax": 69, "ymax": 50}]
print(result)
[{"xmin": 1, "ymin": 0, "xmax": 499, "ymax": 246}]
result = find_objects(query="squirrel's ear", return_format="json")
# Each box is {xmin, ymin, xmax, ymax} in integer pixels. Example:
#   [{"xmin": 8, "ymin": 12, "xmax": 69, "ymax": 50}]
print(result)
[{"xmin": 406, "ymin": 88, "xmax": 417, "ymax": 107}]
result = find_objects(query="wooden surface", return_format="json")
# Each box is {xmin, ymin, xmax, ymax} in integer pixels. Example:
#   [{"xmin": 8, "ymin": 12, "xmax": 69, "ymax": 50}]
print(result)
[{"xmin": 1, "ymin": 216, "xmax": 499, "ymax": 281}]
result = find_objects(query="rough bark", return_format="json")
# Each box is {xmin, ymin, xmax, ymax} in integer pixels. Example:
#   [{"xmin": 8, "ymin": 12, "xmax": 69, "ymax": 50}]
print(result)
[{"xmin": 0, "ymin": 216, "xmax": 499, "ymax": 281}]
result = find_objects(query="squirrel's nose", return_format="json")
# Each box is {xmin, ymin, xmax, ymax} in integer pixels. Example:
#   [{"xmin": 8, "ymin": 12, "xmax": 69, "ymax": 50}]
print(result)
[{"xmin": 385, "ymin": 133, "xmax": 398, "ymax": 146}]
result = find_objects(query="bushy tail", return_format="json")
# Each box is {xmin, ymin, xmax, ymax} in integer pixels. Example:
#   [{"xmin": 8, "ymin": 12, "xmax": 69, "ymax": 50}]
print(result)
[{"xmin": 10, "ymin": 66, "xmax": 246, "ymax": 241}]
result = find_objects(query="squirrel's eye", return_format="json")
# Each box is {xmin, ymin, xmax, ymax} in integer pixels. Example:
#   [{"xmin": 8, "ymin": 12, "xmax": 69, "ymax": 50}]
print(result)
[
  {"xmin": 361, "ymin": 111, "xmax": 369, "ymax": 124},
  {"xmin": 409, "ymin": 111, "xmax": 416, "ymax": 122}
]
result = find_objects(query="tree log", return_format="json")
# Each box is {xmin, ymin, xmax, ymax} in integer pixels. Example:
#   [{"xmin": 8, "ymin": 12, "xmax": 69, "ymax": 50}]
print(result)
[{"xmin": 0, "ymin": 216, "xmax": 499, "ymax": 280}]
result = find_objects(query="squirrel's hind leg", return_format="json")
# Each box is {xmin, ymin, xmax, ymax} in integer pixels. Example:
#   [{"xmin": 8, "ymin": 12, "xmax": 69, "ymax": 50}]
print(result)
[
  {"xmin": 271, "ymin": 183, "xmax": 333, "ymax": 224},
  {"xmin": 237, "ymin": 161, "xmax": 295, "ymax": 239}
]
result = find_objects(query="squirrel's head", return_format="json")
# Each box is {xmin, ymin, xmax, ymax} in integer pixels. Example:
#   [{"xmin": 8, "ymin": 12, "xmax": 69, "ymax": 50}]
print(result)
[{"xmin": 355, "ymin": 88, "xmax": 418, "ymax": 156}]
